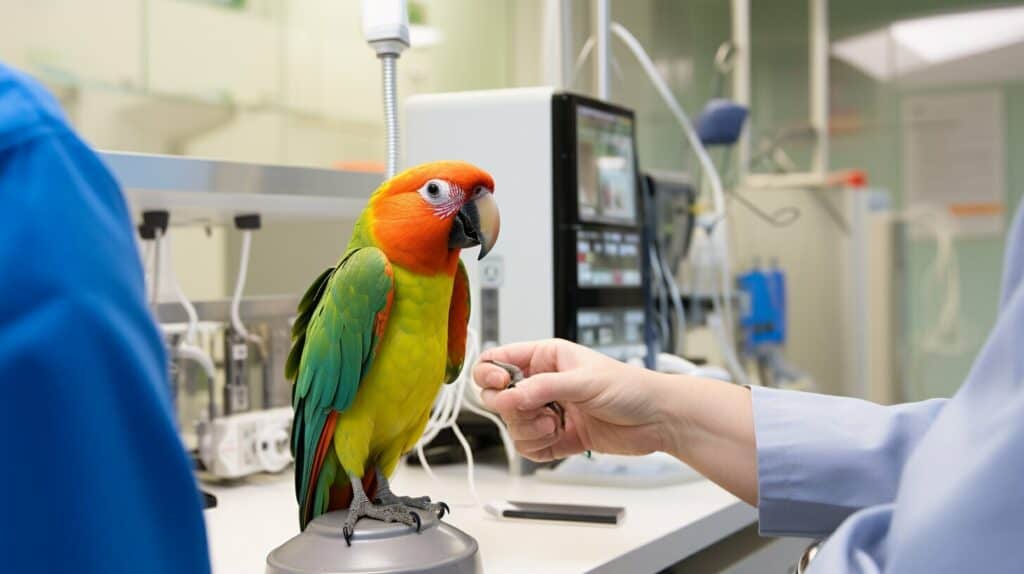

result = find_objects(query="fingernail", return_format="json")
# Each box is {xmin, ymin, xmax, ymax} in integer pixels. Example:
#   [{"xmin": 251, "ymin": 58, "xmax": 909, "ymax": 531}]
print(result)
[{"xmin": 480, "ymin": 389, "xmax": 496, "ymax": 405}]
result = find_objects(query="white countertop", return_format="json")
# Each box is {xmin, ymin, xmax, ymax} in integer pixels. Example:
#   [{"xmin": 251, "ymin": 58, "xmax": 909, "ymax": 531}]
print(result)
[{"xmin": 203, "ymin": 463, "xmax": 755, "ymax": 574}]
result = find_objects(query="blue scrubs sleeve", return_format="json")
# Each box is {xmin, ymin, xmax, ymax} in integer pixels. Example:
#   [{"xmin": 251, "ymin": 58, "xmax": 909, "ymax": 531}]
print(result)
[
  {"xmin": 752, "ymin": 386, "xmax": 945, "ymax": 538},
  {"xmin": 0, "ymin": 64, "xmax": 210, "ymax": 574}
]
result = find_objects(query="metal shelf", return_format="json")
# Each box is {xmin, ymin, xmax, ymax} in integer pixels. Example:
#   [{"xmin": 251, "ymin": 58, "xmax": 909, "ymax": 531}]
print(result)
[
  {"xmin": 156, "ymin": 295, "xmax": 299, "ymax": 324},
  {"xmin": 102, "ymin": 151, "xmax": 383, "ymax": 225}
]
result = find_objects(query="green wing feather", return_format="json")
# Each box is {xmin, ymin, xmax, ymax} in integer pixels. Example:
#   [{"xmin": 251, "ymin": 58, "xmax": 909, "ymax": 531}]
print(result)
[{"xmin": 287, "ymin": 247, "xmax": 394, "ymax": 525}]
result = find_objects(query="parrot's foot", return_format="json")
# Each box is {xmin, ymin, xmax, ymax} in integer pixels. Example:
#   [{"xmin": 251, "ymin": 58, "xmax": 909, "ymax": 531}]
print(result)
[
  {"xmin": 341, "ymin": 497, "xmax": 422, "ymax": 546},
  {"xmin": 374, "ymin": 493, "xmax": 451, "ymax": 520},
  {"xmin": 483, "ymin": 359, "xmax": 566, "ymax": 429},
  {"xmin": 373, "ymin": 467, "xmax": 450, "ymax": 521}
]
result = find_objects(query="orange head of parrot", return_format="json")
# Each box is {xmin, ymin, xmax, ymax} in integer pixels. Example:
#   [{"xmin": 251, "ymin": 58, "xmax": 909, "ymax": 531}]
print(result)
[{"xmin": 367, "ymin": 161, "xmax": 500, "ymax": 275}]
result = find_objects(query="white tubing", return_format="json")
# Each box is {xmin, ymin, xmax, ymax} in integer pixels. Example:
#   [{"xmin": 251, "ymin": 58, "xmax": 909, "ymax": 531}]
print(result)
[
  {"xmin": 460, "ymin": 394, "xmax": 517, "ymax": 471},
  {"xmin": 571, "ymin": 36, "xmax": 596, "ymax": 88},
  {"xmin": 897, "ymin": 207, "xmax": 966, "ymax": 356},
  {"xmin": 175, "ymin": 342, "xmax": 218, "ymax": 383},
  {"xmin": 163, "ymin": 232, "xmax": 199, "ymax": 345},
  {"xmin": 594, "ymin": 0, "xmax": 610, "ymax": 99},
  {"xmin": 230, "ymin": 230, "xmax": 253, "ymax": 341},
  {"xmin": 611, "ymin": 22, "xmax": 726, "ymax": 222},
  {"xmin": 451, "ymin": 422, "xmax": 482, "ymax": 505},
  {"xmin": 160, "ymin": 230, "xmax": 218, "ymax": 388},
  {"xmin": 412, "ymin": 329, "xmax": 514, "ymax": 506},
  {"xmin": 611, "ymin": 22, "xmax": 742, "ymax": 376}
]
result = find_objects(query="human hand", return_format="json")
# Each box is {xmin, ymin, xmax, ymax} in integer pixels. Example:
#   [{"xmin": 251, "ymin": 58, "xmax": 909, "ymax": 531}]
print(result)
[{"xmin": 473, "ymin": 339, "xmax": 677, "ymax": 462}]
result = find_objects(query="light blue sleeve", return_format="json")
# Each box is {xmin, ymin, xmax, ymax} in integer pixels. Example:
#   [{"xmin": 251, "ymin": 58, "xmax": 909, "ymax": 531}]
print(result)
[
  {"xmin": 802, "ymin": 200, "xmax": 1024, "ymax": 572},
  {"xmin": 752, "ymin": 386, "xmax": 945, "ymax": 538}
]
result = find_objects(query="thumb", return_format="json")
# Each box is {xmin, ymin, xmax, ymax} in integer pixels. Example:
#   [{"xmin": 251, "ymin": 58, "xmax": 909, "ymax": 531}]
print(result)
[{"xmin": 515, "ymin": 370, "xmax": 597, "ymax": 410}]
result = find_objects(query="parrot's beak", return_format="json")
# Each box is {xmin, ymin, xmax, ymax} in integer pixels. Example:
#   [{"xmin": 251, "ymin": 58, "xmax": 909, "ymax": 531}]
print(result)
[{"xmin": 448, "ymin": 191, "xmax": 500, "ymax": 259}]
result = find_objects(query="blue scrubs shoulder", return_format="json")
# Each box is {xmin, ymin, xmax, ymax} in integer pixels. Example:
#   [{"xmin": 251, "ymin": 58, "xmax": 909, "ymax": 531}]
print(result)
[
  {"xmin": 0, "ymin": 64, "xmax": 210, "ymax": 573},
  {"xmin": 754, "ymin": 202, "xmax": 1024, "ymax": 572}
]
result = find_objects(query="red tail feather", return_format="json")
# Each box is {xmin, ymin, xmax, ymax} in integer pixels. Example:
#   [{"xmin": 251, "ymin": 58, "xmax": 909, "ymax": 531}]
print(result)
[{"xmin": 302, "ymin": 411, "xmax": 339, "ymax": 522}]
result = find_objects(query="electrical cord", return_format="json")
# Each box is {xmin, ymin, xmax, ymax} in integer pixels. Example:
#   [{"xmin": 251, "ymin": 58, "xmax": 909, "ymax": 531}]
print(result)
[{"xmin": 412, "ymin": 329, "xmax": 515, "ymax": 507}]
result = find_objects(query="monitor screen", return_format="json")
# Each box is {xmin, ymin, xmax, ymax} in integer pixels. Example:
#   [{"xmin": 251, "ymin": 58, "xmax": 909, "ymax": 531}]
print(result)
[{"xmin": 576, "ymin": 105, "xmax": 638, "ymax": 224}]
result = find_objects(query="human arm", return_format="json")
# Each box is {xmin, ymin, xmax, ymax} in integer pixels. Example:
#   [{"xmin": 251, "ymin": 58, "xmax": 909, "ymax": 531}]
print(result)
[
  {"xmin": 751, "ymin": 386, "xmax": 944, "ymax": 536},
  {"xmin": 474, "ymin": 339, "xmax": 759, "ymax": 503},
  {"xmin": 474, "ymin": 339, "xmax": 946, "ymax": 537}
]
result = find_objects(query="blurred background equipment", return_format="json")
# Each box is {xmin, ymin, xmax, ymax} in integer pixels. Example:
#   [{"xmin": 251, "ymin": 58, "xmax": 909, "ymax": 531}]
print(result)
[{"xmin": 8, "ymin": 0, "xmax": 1020, "ymax": 571}]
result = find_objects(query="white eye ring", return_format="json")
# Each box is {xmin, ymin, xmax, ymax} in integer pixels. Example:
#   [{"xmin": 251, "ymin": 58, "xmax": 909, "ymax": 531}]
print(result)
[{"xmin": 419, "ymin": 179, "xmax": 452, "ymax": 205}]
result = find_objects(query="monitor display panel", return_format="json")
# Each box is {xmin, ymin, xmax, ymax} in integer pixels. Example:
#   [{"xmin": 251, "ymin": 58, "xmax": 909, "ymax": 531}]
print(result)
[
  {"xmin": 576, "ymin": 228, "xmax": 642, "ymax": 288},
  {"xmin": 576, "ymin": 105, "xmax": 638, "ymax": 225},
  {"xmin": 576, "ymin": 307, "xmax": 647, "ymax": 361}
]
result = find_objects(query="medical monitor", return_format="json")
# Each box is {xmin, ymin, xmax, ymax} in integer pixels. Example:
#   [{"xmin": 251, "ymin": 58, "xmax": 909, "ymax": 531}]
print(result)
[{"xmin": 553, "ymin": 94, "xmax": 651, "ymax": 363}]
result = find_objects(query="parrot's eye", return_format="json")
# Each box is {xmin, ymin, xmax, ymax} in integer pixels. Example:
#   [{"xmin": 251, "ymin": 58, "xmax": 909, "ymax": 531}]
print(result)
[{"xmin": 418, "ymin": 179, "xmax": 454, "ymax": 208}]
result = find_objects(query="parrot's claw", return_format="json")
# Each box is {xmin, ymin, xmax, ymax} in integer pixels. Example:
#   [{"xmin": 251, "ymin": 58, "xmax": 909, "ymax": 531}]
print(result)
[
  {"xmin": 375, "ymin": 492, "xmax": 451, "ymax": 521},
  {"xmin": 483, "ymin": 359, "xmax": 567, "ymax": 430},
  {"xmin": 340, "ymin": 496, "xmax": 423, "ymax": 545}
]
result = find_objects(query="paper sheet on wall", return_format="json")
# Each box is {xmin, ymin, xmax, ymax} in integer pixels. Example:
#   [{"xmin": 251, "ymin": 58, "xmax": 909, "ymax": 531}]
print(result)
[{"xmin": 902, "ymin": 90, "xmax": 1005, "ymax": 236}]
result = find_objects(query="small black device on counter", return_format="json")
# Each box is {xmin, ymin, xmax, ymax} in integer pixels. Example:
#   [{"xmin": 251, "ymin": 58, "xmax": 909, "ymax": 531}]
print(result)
[{"xmin": 486, "ymin": 500, "xmax": 625, "ymax": 525}]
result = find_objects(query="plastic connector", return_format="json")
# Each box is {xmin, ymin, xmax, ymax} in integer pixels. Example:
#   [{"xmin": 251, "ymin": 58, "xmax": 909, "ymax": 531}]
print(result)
[
  {"xmin": 142, "ymin": 210, "xmax": 170, "ymax": 235},
  {"xmin": 138, "ymin": 224, "xmax": 157, "ymax": 240},
  {"xmin": 362, "ymin": 0, "xmax": 409, "ymax": 56},
  {"xmin": 233, "ymin": 213, "xmax": 262, "ymax": 231}
]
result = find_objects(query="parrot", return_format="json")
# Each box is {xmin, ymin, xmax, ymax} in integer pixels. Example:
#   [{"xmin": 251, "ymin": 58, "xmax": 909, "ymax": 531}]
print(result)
[{"xmin": 285, "ymin": 160, "xmax": 500, "ymax": 545}]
